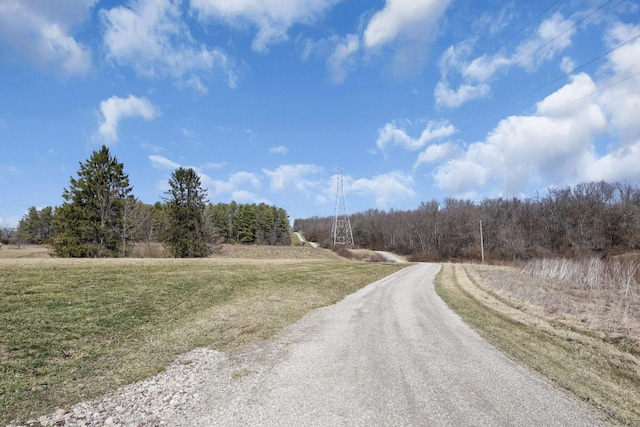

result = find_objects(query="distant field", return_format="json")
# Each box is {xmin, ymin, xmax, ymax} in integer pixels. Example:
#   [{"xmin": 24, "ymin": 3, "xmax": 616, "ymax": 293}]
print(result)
[
  {"xmin": 0, "ymin": 247, "xmax": 407, "ymax": 424},
  {"xmin": 0, "ymin": 245, "xmax": 51, "ymax": 259}
]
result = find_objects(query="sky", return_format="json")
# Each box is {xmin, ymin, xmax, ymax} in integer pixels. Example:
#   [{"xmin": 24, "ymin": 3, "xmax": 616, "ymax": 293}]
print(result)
[{"xmin": 1, "ymin": 0, "xmax": 640, "ymax": 228}]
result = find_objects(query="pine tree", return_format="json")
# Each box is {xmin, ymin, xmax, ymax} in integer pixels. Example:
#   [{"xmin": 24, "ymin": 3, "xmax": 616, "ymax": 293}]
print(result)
[
  {"xmin": 53, "ymin": 146, "xmax": 132, "ymax": 257},
  {"xmin": 17, "ymin": 206, "xmax": 54, "ymax": 244},
  {"xmin": 164, "ymin": 167, "xmax": 211, "ymax": 257}
]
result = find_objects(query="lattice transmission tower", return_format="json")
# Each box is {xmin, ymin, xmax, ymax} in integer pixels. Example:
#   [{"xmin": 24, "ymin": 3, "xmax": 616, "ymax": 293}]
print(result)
[{"xmin": 332, "ymin": 167, "xmax": 354, "ymax": 247}]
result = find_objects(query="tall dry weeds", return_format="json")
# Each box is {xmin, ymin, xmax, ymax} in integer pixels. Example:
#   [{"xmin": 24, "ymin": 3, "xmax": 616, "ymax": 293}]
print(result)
[{"xmin": 519, "ymin": 257, "xmax": 640, "ymax": 337}]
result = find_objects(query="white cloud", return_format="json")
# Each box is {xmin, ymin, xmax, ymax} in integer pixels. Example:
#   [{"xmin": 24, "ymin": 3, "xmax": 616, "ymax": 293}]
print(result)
[
  {"xmin": 586, "ymin": 141, "xmax": 640, "ymax": 183},
  {"xmin": 560, "ymin": 56, "xmax": 576, "ymax": 74},
  {"xmin": 98, "ymin": 95, "xmax": 160, "ymax": 142},
  {"xmin": 205, "ymin": 172, "xmax": 268, "ymax": 204},
  {"xmin": 435, "ymin": 12, "xmax": 577, "ymax": 109},
  {"xmin": 434, "ymin": 81, "xmax": 490, "ymax": 109},
  {"xmin": 202, "ymin": 162, "xmax": 225, "ymax": 170},
  {"xmin": 229, "ymin": 190, "xmax": 269, "ymax": 204},
  {"xmin": 148, "ymin": 155, "xmax": 268, "ymax": 203},
  {"xmin": 363, "ymin": 0, "xmax": 450, "ymax": 49},
  {"xmin": 327, "ymin": 34, "xmax": 360, "ymax": 84},
  {"xmin": 514, "ymin": 13, "xmax": 575, "ymax": 71},
  {"xmin": 0, "ymin": 0, "xmax": 94, "ymax": 76},
  {"xmin": 462, "ymin": 53, "xmax": 511, "ymax": 83},
  {"xmin": 190, "ymin": 0, "xmax": 342, "ymax": 53},
  {"xmin": 149, "ymin": 154, "xmax": 180, "ymax": 170},
  {"xmin": 262, "ymin": 164, "xmax": 323, "ymax": 192},
  {"xmin": 599, "ymin": 23, "xmax": 640, "ymax": 145},
  {"xmin": 102, "ymin": 0, "xmax": 240, "ymax": 90},
  {"xmin": 229, "ymin": 171, "xmax": 261, "ymax": 188},
  {"xmin": 433, "ymin": 73, "xmax": 608, "ymax": 196},
  {"xmin": 414, "ymin": 142, "xmax": 457, "ymax": 169},
  {"xmin": 376, "ymin": 120, "xmax": 456, "ymax": 151},
  {"xmin": 269, "ymin": 145, "xmax": 289, "ymax": 155},
  {"xmin": 473, "ymin": 6, "xmax": 515, "ymax": 35},
  {"xmin": 431, "ymin": 21, "xmax": 640, "ymax": 195},
  {"xmin": 362, "ymin": 0, "xmax": 451, "ymax": 75},
  {"xmin": 347, "ymin": 171, "xmax": 416, "ymax": 207}
]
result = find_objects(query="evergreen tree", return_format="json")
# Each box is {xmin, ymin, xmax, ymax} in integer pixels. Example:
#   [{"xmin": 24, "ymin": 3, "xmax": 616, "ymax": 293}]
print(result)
[
  {"xmin": 164, "ymin": 167, "xmax": 211, "ymax": 257},
  {"xmin": 17, "ymin": 206, "xmax": 54, "ymax": 244},
  {"xmin": 52, "ymin": 146, "xmax": 132, "ymax": 257},
  {"xmin": 235, "ymin": 204, "xmax": 257, "ymax": 244},
  {"xmin": 273, "ymin": 207, "xmax": 291, "ymax": 245}
]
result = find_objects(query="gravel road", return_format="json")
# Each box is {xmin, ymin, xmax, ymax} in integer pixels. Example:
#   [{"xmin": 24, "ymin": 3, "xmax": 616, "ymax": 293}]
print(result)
[
  {"xmin": 374, "ymin": 250, "xmax": 408, "ymax": 263},
  {"xmin": 23, "ymin": 263, "xmax": 605, "ymax": 426}
]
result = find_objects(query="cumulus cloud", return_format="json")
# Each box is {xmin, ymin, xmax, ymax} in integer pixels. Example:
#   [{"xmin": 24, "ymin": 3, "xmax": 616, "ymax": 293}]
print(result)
[
  {"xmin": 0, "ymin": 0, "xmax": 95, "ymax": 76},
  {"xmin": 347, "ymin": 171, "xmax": 416, "ymax": 207},
  {"xmin": 363, "ymin": 0, "xmax": 451, "ymax": 75},
  {"xmin": 262, "ymin": 164, "xmax": 324, "ymax": 192},
  {"xmin": 229, "ymin": 171, "xmax": 261, "ymax": 188},
  {"xmin": 269, "ymin": 145, "xmax": 289, "ymax": 155},
  {"xmin": 434, "ymin": 81, "xmax": 490, "ymax": 109},
  {"xmin": 514, "ymin": 13, "xmax": 576, "ymax": 71},
  {"xmin": 414, "ymin": 142, "xmax": 457, "ymax": 169},
  {"xmin": 206, "ymin": 171, "xmax": 269, "ymax": 203},
  {"xmin": 433, "ymin": 73, "xmax": 609, "ymax": 196},
  {"xmin": 376, "ymin": 120, "xmax": 456, "ymax": 151},
  {"xmin": 327, "ymin": 34, "xmax": 360, "ymax": 84},
  {"xmin": 435, "ymin": 12, "xmax": 577, "ymax": 108},
  {"xmin": 433, "ymin": 28, "xmax": 640, "ymax": 194},
  {"xmin": 102, "ymin": 0, "xmax": 240, "ymax": 90},
  {"xmin": 149, "ymin": 154, "xmax": 180, "ymax": 170},
  {"xmin": 599, "ymin": 23, "xmax": 640, "ymax": 146},
  {"xmin": 98, "ymin": 95, "xmax": 160, "ymax": 142},
  {"xmin": 190, "ymin": 0, "xmax": 342, "ymax": 53},
  {"xmin": 363, "ymin": 0, "xmax": 450, "ymax": 50},
  {"xmin": 303, "ymin": 0, "xmax": 452, "ymax": 82},
  {"xmin": 149, "ymin": 155, "xmax": 268, "ymax": 203}
]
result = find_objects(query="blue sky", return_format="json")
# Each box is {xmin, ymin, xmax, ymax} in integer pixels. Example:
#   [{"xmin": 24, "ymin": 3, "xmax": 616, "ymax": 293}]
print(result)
[{"xmin": 1, "ymin": 0, "xmax": 640, "ymax": 227}]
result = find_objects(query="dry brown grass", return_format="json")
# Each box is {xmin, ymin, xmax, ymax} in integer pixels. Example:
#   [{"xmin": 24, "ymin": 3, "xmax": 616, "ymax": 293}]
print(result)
[
  {"xmin": 0, "ymin": 245, "xmax": 51, "ymax": 259},
  {"xmin": 331, "ymin": 247, "xmax": 388, "ymax": 262},
  {"xmin": 214, "ymin": 244, "xmax": 339, "ymax": 260},
  {"xmin": 437, "ymin": 263, "xmax": 640, "ymax": 425},
  {"xmin": 475, "ymin": 258, "xmax": 640, "ymax": 349}
]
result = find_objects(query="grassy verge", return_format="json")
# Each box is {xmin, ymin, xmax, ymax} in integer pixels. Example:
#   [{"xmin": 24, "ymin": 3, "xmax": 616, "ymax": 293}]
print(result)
[
  {"xmin": 1, "ymin": 256, "xmax": 406, "ymax": 424},
  {"xmin": 435, "ymin": 263, "xmax": 640, "ymax": 425}
]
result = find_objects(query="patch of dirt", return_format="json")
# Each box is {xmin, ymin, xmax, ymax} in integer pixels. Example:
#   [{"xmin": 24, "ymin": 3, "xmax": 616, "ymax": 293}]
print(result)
[{"xmin": 0, "ymin": 344, "xmax": 10, "ymax": 362}]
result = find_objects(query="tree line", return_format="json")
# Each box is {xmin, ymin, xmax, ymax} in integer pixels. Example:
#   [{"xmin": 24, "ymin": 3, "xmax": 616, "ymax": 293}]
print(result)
[
  {"xmin": 13, "ymin": 146, "xmax": 290, "ymax": 257},
  {"xmin": 294, "ymin": 181, "xmax": 640, "ymax": 261}
]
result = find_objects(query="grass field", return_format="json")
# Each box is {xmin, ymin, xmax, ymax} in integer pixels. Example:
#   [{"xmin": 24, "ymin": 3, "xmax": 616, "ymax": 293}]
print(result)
[
  {"xmin": 436, "ymin": 263, "xmax": 640, "ymax": 425},
  {"xmin": 0, "ymin": 246, "xmax": 406, "ymax": 424}
]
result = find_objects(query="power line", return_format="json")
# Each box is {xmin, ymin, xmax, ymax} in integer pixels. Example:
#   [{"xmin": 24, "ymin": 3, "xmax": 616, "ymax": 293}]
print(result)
[
  {"xmin": 513, "ymin": 0, "xmax": 624, "ymax": 69},
  {"xmin": 545, "ymin": 69, "xmax": 640, "ymax": 113},
  {"xmin": 455, "ymin": 30, "xmax": 640, "ymax": 135},
  {"xmin": 507, "ymin": 0, "xmax": 562, "ymax": 43}
]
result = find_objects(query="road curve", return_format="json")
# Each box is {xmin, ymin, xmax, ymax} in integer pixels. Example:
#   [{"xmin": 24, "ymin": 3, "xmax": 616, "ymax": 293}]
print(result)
[
  {"xmin": 293, "ymin": 232, "xmax": 319, "ymax": 248},
  {"xmin": 168, "ymin": 263, "xmax": 604, "ymax": 426},
  {"xmin": 375, "ymin": 250, "xmax": 408, "ymax": 263}
]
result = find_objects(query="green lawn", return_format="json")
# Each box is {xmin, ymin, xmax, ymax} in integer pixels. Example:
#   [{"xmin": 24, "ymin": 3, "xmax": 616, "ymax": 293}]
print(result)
[{"xmin": 0, "ymin": 256, "xmax": 406, "ymax": 424}]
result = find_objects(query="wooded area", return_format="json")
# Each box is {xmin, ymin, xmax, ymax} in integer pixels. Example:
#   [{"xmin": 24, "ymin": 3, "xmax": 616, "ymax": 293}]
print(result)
[
  {"xmin": 6, "ymin": 146, "xmax": 639, "ymax": 261},
  {"xmin": 8, "ymin": 146, "xmax": 290, "ymax": 257},
  {"xmin": 294, "ymin": 181, "xmax": 640, "ymax": 261}
]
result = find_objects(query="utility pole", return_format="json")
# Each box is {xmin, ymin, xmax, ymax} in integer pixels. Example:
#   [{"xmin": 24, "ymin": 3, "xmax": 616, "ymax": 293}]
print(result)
[
  {"xmin": 332, "ymin": 166, "xmax": 354, "ymax": 248},
  {"xmin": 479, "ymin": 220, "xmax": 485, "ymax": 263}
]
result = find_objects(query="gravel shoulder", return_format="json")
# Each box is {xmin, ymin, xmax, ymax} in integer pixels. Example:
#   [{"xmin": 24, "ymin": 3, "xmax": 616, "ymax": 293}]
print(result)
[{"xmin": 17, "ymin": 263, "xmax": 605, "ymax": 426}]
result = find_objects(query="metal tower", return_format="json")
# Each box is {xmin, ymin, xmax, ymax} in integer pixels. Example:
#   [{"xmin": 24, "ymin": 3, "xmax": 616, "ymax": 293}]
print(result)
[{"xmin": 332, "ymin": 167, "xmax": 354, "ymax": 247}]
